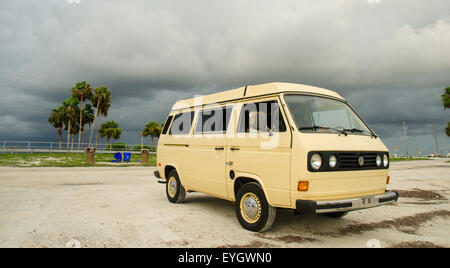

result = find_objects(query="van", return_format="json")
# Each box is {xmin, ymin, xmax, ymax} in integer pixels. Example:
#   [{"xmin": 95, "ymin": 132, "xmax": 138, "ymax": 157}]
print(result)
[{"xmin": 154, "ymin": 82, "xmax": 398, "ymax": 232}]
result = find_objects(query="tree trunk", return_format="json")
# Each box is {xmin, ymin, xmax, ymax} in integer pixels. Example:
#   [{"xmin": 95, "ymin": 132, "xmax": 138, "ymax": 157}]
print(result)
[
  {"xmin": 67, "ymin": 120, "xmax": 71, "ymax": 152},
  {"xmin": 77, "ymin": 99, "xmax": 84, "ymax": 150},
  {"xmin": 82, "ymin": 126, "xmax": 86, "ymax": 150},
  {"xmin": 71, "ymin": 133, "xmax": 74, "ymax": 152},
  {"xmin": 58, "ymin": 128, "xmax": 62, "ymax": 152},
  {"xmin": 88, "ymin": 99, "xmax": 101, "ymax": 147},
  {"xmin": 151, "ymin": 136, "xmax": 154, "ymax": 147},
  {"xmin": 95, "ymin": 113, "xmax": 102, "ymax": 149}
]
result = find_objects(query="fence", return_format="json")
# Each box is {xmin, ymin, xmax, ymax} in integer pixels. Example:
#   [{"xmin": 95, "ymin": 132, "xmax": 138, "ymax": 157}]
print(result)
[{"xmin": 0, "ymin": 141, "xmax": 157, "ymax": 155}]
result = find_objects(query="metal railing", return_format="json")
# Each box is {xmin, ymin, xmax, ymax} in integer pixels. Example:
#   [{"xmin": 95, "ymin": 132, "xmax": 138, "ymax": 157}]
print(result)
[{"xmin": 1, "ymin": 141, "xmax": 157, "ymax": 154}]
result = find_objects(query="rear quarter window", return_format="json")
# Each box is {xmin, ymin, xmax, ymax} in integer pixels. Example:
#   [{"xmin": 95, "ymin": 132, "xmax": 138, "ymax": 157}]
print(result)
[{"xmin": 161, "ymin": 115, "xmax": 173, "ymax": 135}]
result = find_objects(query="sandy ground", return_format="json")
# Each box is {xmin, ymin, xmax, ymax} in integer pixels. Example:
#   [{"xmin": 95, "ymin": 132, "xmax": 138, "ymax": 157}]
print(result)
[{"xmin": 0, "ymin": 159, "xmax": 449, "ymax": 248}]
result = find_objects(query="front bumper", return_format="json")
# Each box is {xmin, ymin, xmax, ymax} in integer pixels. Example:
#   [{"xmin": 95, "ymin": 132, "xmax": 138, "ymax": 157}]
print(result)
[{"xmin": 296, "ymin": 191, "xmax": 399, "ymax": 214}]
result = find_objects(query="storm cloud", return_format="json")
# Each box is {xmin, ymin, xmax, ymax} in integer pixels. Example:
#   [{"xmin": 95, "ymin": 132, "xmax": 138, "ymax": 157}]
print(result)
[{"xmin": 0, "ymin": 0, "xmax": 449, "ymax": 154}]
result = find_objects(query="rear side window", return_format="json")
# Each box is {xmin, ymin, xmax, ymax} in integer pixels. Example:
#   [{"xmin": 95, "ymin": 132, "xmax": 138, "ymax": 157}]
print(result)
[
  {"xmin": 161, "ymin": 115, "xmax": 173, "ymax": 135},
  {"xmin": 238, "ymin": 100, "xmax": 286, "ymax": 133},
  {"xmin": 169, "ymin": 111, "xmax": 195, "ymax": 135},
  {"xmin": 195, "ymin": 107, "xmax": 232, "ymax": 134}
]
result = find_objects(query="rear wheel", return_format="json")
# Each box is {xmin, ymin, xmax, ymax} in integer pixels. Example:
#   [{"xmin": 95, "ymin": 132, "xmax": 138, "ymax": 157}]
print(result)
[
  {"xmin": 235, "ymin": 182, "xmax": 277, "ymax": 232},
  {"xmin": 166, "ymin": 170, "xmax": 186, "ymax": 203}
]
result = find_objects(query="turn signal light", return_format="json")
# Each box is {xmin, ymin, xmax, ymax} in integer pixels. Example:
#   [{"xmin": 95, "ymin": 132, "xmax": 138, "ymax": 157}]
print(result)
[
  {"xmin": 386, "ymin": 176, "xmax": 390, "ymax": 185},
  {"xmin": 158, "ymin": 163, "xmax": 162, "ymax": 167},
  {"xmin": 298, "ymin": 181, "xmax": 309, "ymax": 192}
]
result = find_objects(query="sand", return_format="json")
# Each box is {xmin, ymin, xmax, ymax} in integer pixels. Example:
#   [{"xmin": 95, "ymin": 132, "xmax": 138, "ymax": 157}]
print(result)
[{"xmin": 0, "ymin": 159, "xmax": 448, "ymax": 248}]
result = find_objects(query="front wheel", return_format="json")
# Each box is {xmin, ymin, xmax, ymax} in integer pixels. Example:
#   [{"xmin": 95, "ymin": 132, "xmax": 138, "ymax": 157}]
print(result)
[{"xmin": 235, "ymin": 182, "xmax": 277, "ymax": 232}]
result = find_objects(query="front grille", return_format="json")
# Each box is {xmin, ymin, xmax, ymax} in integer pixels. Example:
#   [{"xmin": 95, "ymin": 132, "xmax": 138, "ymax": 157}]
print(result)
[{"xmin": 338, "ymin": 152, "xmax": 378, "ymax": 169}]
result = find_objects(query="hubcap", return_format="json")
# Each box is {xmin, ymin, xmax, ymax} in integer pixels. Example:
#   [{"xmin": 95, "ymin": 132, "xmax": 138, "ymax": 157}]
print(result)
[
  {"xmin": 168, "ymin": 177, "xmax": 177, "ymax": 198},
  {"xmin": 240, "ymin": 193, "xmax": 262, "ymax": 223}
]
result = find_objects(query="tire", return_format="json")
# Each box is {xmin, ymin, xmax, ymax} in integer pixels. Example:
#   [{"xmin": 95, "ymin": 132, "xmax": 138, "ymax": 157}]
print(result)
[
  {"xmin": 323, "ymin": 211, "xmax": 348, "ymax": 218},
  {"xmin": 166, "ymin": 170, "xmax": 186, "ymax": 203},
  {"xmin": 235, "ymin": 182, "xmax": 277, "ymax": 232}
]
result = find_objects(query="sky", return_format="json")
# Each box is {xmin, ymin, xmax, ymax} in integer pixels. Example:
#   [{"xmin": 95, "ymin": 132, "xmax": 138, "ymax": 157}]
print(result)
[{"xmin": 0, "ymin": 0, "xmax": 449, "ymax": 155}]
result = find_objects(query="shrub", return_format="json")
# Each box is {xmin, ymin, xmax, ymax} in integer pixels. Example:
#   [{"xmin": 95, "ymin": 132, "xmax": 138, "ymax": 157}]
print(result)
[
  {"xmin": 106, "ymin": 142, "xmax": 130, "ymax": 151},
  {"xmin": 132, "ymin": 144, "xmax": 156, "ymax": 152}
]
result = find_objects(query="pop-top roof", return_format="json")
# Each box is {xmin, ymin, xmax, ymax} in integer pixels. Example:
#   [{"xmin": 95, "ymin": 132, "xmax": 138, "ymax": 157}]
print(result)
[{"xmin": 171, "ymin": 82, "xmax": 344, "ymax": 111}]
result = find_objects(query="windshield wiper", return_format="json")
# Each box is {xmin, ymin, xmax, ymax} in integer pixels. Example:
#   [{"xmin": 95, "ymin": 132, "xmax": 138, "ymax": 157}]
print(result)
[
  {"xmin": 343, "ymin": 128, "xmax": 364, "ymax": 133},
  {"xmin": 343, "ymin": 128, "xmax": 378, "ymax": 138},
  {"xmin": 299, "ymin": 126, "xmax": 348, "ymax": 136}
]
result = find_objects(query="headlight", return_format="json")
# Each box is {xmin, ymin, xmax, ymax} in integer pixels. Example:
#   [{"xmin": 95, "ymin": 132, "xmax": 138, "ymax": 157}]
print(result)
[
  {"xmin": 329, "ymin": 155, "xmax": 337, "ymax": 168},
  {"xmin": 311, "ymin": 153, "xmax": 322, "ymax": 170},
  {"xmin": 376, "ymin": 155, "xmax": 382, "ymax": 166},
  {"xmin": 383, "ymin": 154, "xmax": 389, "ymax": 167}
]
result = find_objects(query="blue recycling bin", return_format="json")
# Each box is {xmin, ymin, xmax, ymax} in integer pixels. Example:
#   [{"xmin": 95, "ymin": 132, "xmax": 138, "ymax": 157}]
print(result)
[
  {"xmin": 112, "ymin": 152, "xmax": 122, "ymax": 162},
  {"xmin": 123, "ymin": 152, "xmax": 131, "ymax": 162}
]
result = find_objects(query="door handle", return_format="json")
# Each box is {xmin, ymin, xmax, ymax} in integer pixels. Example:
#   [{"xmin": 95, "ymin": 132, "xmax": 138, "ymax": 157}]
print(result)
[
  {"xmin": 215, "ymin": 146, "xmax": 225, "ymax": 151},
  {"xmin": 230, "ymin": 147, "xmax": 240, "ymax": 151}
]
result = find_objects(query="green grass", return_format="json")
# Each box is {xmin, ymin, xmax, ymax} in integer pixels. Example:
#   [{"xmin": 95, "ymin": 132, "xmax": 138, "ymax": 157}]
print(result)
[
  {"xmin": 0, "ymin": 153, "xmax": 437, "ymax": 167},
  {"xmin": 0, "ymin": 153, "xmax": 156, "ymax": 167},
  {"xmin": 390, "ymin": 157, "xmax": 431, "ymax": 162}
]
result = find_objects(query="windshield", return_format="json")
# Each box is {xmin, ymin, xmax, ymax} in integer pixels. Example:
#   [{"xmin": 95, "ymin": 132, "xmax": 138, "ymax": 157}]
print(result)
[{"xmin": 284, "ymin": 94, "xmax": 373, "ymax": 136}]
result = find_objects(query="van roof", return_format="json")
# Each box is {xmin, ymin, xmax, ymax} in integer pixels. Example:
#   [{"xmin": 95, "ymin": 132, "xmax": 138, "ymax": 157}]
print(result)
[{"xmin": 171, "ymin": 82, "xmax": 345, "ymax": 111}]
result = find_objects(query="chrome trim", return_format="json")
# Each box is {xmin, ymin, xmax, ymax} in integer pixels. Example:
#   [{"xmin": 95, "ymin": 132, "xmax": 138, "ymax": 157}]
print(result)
[
  {"xmin": 315, "ymin": 191, "xmax": 398, "ymax": 214},
  {"xmin": 243, "ymin": 196, "xmax": 259, "ymax": 219}
]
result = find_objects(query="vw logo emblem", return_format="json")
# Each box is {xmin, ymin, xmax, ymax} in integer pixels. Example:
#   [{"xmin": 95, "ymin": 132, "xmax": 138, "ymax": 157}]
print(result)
[{"xmin": 358, "ymin": 156, "xmax": 365, "ymax": 166}]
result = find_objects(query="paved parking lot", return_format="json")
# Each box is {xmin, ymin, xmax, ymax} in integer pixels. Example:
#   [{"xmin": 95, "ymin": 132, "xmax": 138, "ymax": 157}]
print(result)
[{"xmin": 0, "ymin": 159, "xmax": 449, "ymax": 248}]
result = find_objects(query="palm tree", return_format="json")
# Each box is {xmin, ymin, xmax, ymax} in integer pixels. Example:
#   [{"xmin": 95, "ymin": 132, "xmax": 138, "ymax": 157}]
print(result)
[
  {"xmin": 69, "ymin": 115, "xmax": 80, "ymax": 151},
  {"xmin": 81, "ymin": 104, "xmax": 95, "ymax": 148},
  {"xmin": 48, "ymin": 106, "xmax": 64, "ymax": 151},
  {"xmin": 442, "ymin": 87, "xmax": 450, "ymax": 110},
  {"xmin": 99, "ymin": 120, "xmax": 122, "ymax": 145},
  {"xmin": 72, "ymin": 81, "xmax": 93, "ymax": 150},
  {"xmin": 88, "ymin": 86, "xmax": 112, "ymax": 147},
  {"xmin": 62, "ymin": 97, "xmax": 79, "ymax": 152},
  {"xmin": 142, "ymin": 121, "xmax": 162, "ymax": 147},
  {"xmin": 96, "ymin": 99, "xmax": 111, "ymax": 148},
  {"xmin": 442, "ymin": 87, "xmax": 450, "ymax": 136}
]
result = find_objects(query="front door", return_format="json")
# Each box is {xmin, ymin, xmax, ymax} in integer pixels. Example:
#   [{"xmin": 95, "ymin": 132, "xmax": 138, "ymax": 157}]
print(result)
[{"xmin": 226, "ymin": 97, "xmax": 292, "ymax": 206}]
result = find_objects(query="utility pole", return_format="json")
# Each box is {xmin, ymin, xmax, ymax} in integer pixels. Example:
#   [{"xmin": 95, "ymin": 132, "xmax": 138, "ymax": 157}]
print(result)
[
  {"xmin": 403, "ymin": 120, "xmax": 408, "ymax": 157},
  {"xmin": 433, "ymin": 123, "xmax": 439, "ymax": 155}
]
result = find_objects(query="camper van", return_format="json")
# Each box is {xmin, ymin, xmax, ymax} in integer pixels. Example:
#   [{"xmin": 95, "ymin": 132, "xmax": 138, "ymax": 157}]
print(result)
[{"xmin": 154, "ymin": 82, "xmax": 398, "ymax": 232}]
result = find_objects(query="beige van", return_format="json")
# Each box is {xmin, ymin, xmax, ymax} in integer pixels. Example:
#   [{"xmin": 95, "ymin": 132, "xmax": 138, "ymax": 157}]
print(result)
[{"xmin": 154, "ymin": 82, "xmax": 398, "ymax": 232}]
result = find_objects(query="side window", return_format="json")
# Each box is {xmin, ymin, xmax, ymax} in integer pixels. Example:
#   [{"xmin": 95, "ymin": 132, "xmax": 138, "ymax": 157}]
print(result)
[
  {"xmin": 169, "ymin": 111, "xmax": 195, "ymax": 135},
  {"xmin": 161, "ymin": 115, "xmax": 173, "ymax": 135},
  {"xmin": 195, "ymin": 107, "xmax": 232, "ymax": 134},
  {"xmin": 238, "ymin": 100, "xmax": 286, "ymax": 133}
]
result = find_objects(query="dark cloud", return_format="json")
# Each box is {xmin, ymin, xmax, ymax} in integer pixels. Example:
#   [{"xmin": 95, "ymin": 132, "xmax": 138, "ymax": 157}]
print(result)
[{"xmin": 0, "ymin": 0, "xmax": 449, "ymax": 153}]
